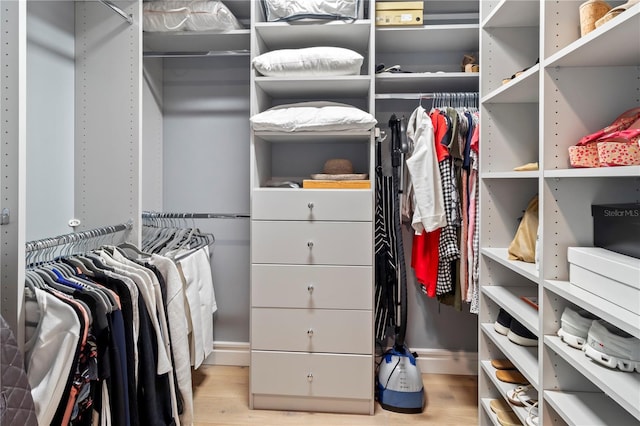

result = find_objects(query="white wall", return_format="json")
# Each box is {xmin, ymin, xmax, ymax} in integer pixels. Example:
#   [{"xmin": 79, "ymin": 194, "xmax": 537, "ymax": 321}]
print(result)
[
  {"xmin": 26, "ymin": 1, "xmax": 75, "ymax": 241},
  {"xmin": 161, "ymin": 55, "xmax": 251, "ymax": 342}
]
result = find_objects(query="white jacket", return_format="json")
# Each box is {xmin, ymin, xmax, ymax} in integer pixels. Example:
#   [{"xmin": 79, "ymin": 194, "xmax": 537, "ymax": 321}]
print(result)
[{"xmin": 405, "ymin": 106, "xmax": 446, "ymax": 234}]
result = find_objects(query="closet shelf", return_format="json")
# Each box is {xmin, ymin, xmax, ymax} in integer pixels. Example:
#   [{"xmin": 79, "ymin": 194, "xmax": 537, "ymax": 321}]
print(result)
[
  {"xmin": 481, "ymin": 248, "xmax": 539, "ymax": 283},
  {"xmin": 481, "ymin": 64, "xmax": 539, "ymax": 104},
  {"xmin": 481, "ymin": 0, "xmax": 539, "ymax": 29},
  {"xmin": 255, "ymin": 76, "xmax": 371, "ymax": 98},
  {"xmin": 254, "ymin": 21, "xmax": 371, "ymax": 52},
  {"xmin": 481, "ymin": 286, "xmax": 538, "ymax": 335},
  {"xmin": 545, "ymin": 335, "xmax": 640, "ymax": 420},
  {"xmin": 543, "ymin": 166, "xmax": 640, "ymax": 179},
  {"xmin": 375, "ymin": 73, "xmax": 479, "ymax": 94},
  {"xmin": 544, "ymin": 5, "xmax": 640, "ymax": 68},
  {"xmin": 253, "ymin": 131, "xmax": 372, "ymax": 143},
  {"xmin": 375, "ymin": 24, "xmax": 479, "ymax": 53},
  {"xmin": 480, "ymin": 360, "xmax": 536, "ymax": 425},
  {"xmin": 544, "ymin": 280, "xmax": 640, "ymax": 338},
  {"xmin": 481, "ymin": 171, "xmax": 539, "ymax": 179},
  {"xmin": 143, "ymin": 30, "xmax": 250, "ymax": 54},
  {"xmin": 480, "ymin": 324, "xmax": 539, "ymax": 389},
  {"xmin": 544, "ymin": 390, "xmax": 640, "ymax": 426},
  {"xmin": 479, "ymin": 398, "xmax": 501, "ymax": 426}
]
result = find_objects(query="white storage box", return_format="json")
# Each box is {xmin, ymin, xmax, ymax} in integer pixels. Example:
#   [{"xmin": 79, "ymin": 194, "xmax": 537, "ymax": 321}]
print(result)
[{"xmin": 568, "ymin": 247, "xmax": 640, "ymax": 315}]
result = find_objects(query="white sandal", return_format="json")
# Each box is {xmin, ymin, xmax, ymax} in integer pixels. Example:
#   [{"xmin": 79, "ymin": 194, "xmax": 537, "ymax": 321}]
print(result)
[
  {"xmin": 525, "ymin": 401, "xmax": 539, "ymax": 426},
  {"xmin": 506, "ymin": 385, "xmax": 538, "ymax": 407}
]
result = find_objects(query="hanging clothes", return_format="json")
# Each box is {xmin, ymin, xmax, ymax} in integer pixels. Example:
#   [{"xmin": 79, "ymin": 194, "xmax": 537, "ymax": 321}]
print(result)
[
  {"xmin": 400, "ymin": 94, "xmax": 480, "ymax": 311},
  {"xmin": 23, "ymin": 223, "xmax": 217, "ymax": 426}
]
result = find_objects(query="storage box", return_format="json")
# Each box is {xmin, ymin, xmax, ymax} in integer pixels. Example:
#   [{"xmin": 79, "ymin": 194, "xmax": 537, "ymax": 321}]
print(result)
[
  {"xmin": 375, "ymin": 1, "xmax": 423, "ymax": 26},
  {"xmin": 302, "ymin": 179, "xmax": 371, "ymax": 189},
  {"xmin": 592, "ymin": 203, "xmax": 640, "ymax": 259},
  {"xmin": 568, "ymin": 247, "xmax": 640, "ymax": 315}
]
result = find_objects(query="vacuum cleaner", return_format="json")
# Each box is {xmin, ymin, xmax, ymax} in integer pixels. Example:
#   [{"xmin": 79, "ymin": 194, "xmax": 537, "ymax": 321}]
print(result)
[{"xmin": 377, "ymin": 115, "xmax": 425, "ymax": 414}]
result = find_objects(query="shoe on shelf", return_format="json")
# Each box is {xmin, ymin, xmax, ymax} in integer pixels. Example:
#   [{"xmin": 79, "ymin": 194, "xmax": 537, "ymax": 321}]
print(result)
[
  {"xmin": 496, "ymin": 369, "xmax": 529, "ymax": 385},
  {"xmin": 506, "ymin": 384, "xmax": 537, "ymax": 407},
  {"xmin": 595, "ymin": 0, "xmax": 640, "ymax": 28},
  {"xmin": 497, "ymin": 410, "xmax": 521, "ymax": 426},
  {"xmin": 491, "ymin": 358, "xmax": 516, "ymax": 370},
  {"xmin": 557, "ymin": 306, "xmax": 599, "ymax": 350},
  {"xmin": 525, "ymin": 401, "xmax": 539, "ymax": 426},
  {"xmin": 583, "ymin": 320, "xmax": 640, "ymax": 373},
  {"xmin": 489, "ymin": 398, "xmax": 513, "ymax": 414},
  {"xmin": 508, "ymin": 319, "xmax": 538, "ymax": 347},
  {"xmin": 513, "ymin": 162, "xmax": 539, "ymax": 171},
  {"xmin": 494, "ymin": 308, "xmax": 513, "ymax": 336}
]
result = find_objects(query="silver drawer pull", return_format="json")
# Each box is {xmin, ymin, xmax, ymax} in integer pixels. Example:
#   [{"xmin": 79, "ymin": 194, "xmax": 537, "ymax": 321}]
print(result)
[
  {"xmin": 307, "ymin": 328, "xmax": 314, "ymax": 337},
  {"xmin": 307, "ymin": 241, "xmax": 314, "ymax": 248},
  {"xmin": 307, "ymin": 202, "xmax": 314, "ymax": 210},
  {"xmin": 307, "ymin": 284, "xmax": 314, "ymax": 293},
  {"xmin": 307, "ymin": 373, "xmax": 313, "ymax": 382}
]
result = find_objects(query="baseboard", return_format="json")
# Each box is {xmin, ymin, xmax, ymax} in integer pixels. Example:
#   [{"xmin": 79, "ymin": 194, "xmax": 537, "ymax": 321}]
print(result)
[
  {"xmin": 203, "ymin": 341, "xmax": 250, "ymax": 366},
  {"xmin": 410, "ymin": 348, "xmax": 478, "ymax": 375},
  {"xmin": 203, "ymin": 341, "xmax": 478, "ymax": 375}
]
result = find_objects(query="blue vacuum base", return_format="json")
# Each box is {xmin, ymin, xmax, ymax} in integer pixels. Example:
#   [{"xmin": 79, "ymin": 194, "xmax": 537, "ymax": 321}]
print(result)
[{"xmin": 377, "ymin": 387, "xmax": 424, "ymax": 414}]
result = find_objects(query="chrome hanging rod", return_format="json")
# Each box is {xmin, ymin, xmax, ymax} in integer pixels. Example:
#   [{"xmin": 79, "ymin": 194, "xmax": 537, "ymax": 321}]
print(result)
[
  {"xmin": 142, "ymin": 211, "xmax": 250, "ymax": 220},
  {"xmin": 375, "ymin": 92, "xmax": 479, "ymax": 100},
  {"xmin": 25, "ymin": 220, "xmax": 133, "ymax": 253},
  {"xmin": 98, "ymin": 0, "xmax": 134, "ymax": 25}
]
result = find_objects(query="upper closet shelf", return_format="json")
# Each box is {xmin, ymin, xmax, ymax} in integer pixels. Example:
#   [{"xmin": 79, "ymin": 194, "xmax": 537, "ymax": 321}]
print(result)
[
  {"xmin": 143, "ymin": 30, "xmax": 250, "ymax": 55},
  {"xmin": 482, "ymin": 64, "xmax": 539, "ymax": 104},
  {"xmin": 254, "ymin": 21, "xmax": 371, "ymax": 52},
  {"xmin": 544, "ymin": 165, "xmax": 640, "ymax": 178},
  {"xmin": 375, "ymin": 24, "xmax": 479, "ymax": 53},
  {"xmin": 375, "ymin": 73, "xmax": 479, "ymax": 94},
  {"xmin": 254, "ymin": 131, "xmax": 372, "ymax": 143},
  {"xmin": 481, "ymin": 0, "xmax": 539, "ymax": 28},
  {"xmin": 545, "ymin": 4, "xmax": 640, "ymax": 67},
  {"xmin": 481, "ymin": 248, "xmax": 539, "ymax": 283},
  {"xmin": 256, "ymin": 76, "xmax": 371, "ymax": 98}
]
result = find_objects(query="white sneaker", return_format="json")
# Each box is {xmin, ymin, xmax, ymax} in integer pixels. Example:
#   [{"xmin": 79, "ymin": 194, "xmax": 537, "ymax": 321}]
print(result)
[
  {"xmin": 583, "ymin": 320, "xmax": 640, "ymax": 373},
  {"xmin": 557, "ymin": 306, "xmax": 599, "ymax": 349}
]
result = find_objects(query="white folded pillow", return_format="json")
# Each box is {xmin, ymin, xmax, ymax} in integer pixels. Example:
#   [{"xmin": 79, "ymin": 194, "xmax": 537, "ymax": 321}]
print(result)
[
  {"xmin": 143, "ymin": 1, "xmax": 243, "ymax": 32},
  {"xmin": 253, "ymin": 47, "xmax": 364, "ymax": 77},
  {"xmin": 250, "ymin": 101, "xmax": 377, "ymax": 132}
]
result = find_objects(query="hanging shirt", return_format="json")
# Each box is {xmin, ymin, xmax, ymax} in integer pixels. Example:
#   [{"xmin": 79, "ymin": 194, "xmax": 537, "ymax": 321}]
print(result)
[
  {"xmin": 25, "ymin": 287, "xmax": 82, "ymax": 426},
  {"xmin": 150, "ymin": 254, "xmax": 194, "ymax": 426},
  {"xmin": 405, "ymin": 105, "xmax": 446, "ymax": 234}
]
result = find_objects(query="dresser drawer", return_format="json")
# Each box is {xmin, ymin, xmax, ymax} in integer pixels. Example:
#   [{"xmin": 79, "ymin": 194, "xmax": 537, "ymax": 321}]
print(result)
[
  {"xmin": 251, "ymin": 221, "xmax": 372, "ymax": 265},
  {"xmin": 252, "ymin": 264, "xmax": 372, "ymax": 310},
  {"xmin": 251, "ymin": 351, "xmax": 373, "ymax": 400},
  {"xmin": 252, "ymin": 189, "xmax": 372, "ymax": 221},
  {"xmin": 251, "ymin": 308, "xmax": 372, "ymax": 354}
]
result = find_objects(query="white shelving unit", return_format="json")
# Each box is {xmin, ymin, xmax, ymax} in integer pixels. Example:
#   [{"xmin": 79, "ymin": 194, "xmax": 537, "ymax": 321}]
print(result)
[
  {"xmin": 479, "ymin": 1, "xmax": 640, "ymax": 425},
  {"xmin": 142, "ymin": 0, "xmax": 251, "ymax": 54},
  {"xmin": 248, "ymin": 1, "xmax": 375, "ymax": 415}
]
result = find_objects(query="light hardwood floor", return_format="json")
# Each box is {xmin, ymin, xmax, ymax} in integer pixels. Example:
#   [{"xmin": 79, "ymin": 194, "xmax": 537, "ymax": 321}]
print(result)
[{"xmin": 192, "ymin": 365, "xmax": 479, "ymax": 425}]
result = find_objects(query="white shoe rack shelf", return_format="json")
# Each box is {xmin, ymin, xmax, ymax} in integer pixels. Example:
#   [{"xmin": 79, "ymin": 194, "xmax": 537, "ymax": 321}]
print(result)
[{"xmin": 478, "ymin": 1, "xmax": 640, "ymax": 425}]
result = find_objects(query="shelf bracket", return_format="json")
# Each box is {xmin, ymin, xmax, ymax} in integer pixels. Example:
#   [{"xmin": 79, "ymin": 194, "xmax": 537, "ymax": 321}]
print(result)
[{"xmin": 98, "ymin": 0, "xmax": 133, "ymax": 25}]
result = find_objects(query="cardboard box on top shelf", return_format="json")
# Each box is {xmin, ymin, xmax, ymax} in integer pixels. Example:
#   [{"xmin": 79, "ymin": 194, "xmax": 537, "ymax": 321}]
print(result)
[{"xmin": 375, "ymin": 1, "xmax": 424, "ymax": 26}]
